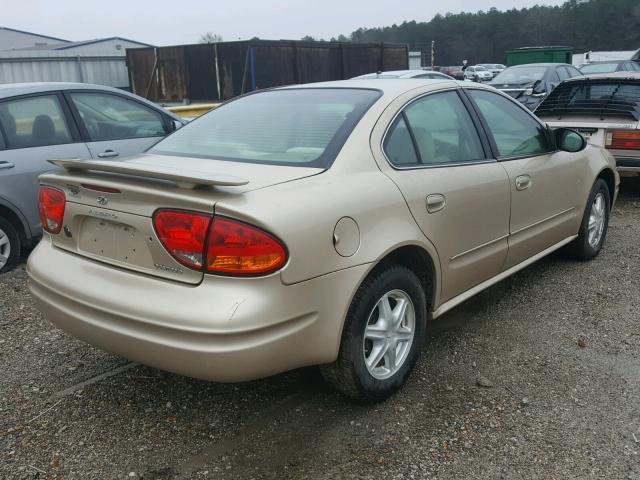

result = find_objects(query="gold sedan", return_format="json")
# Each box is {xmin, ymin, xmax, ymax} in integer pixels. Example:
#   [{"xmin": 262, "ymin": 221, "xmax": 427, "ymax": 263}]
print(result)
[{"xmin": 28, "ymin": 79, "xmax": 619, "ymax": 401}]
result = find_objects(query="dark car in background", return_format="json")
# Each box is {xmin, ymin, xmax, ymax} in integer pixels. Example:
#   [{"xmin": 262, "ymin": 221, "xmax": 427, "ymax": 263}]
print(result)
[
  {"xmin": 489, "ymin": 63, "xmax": 582, "ymax": 110},
  {"xmin": 439, "ymin": 66, "xmax": 465, "ymax": 80},
  {"xmin": 578, "ymin": 60, "xmax": 640, "ymax": 75},
  {"xmin": 536, "ymin": 72, "xmax": 640, "ymax": 177}
]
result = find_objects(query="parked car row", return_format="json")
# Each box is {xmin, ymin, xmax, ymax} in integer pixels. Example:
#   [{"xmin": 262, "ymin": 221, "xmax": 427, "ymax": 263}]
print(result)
[{"xmin": 0, "ymin": 63, "xmax": 635, "ymax": 401}]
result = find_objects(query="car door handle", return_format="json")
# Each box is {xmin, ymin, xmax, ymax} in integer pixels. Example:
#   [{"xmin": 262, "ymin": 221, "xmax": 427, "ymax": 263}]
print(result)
[
  {"xmin": 426, "ymin": 194, "xmax": 446, "ymax": 213},
  {"xmin": 0, "ymin": 161, "xmax": 15, "ymax": 170},
  {"xmin": 515, "ymin": 175, "xmax": 531, "ymax": 191},
  {"xmin": 97, "ymin": 150, "xmax": 119, "ymax": 159}
]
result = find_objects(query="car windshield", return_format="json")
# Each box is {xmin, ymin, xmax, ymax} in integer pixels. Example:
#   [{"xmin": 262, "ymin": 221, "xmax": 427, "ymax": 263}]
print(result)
[
  {"xmin": 475, "ymin": 66, "xmax": 488, "ymax": 71},
  {"xmin": 493, "ymin": 66, "xmax": 547, "ymax": 84},
  {"xmin": 579, "ymin": 62, "xmax": 620, "ymax": 74},
  {"xmin": 150, "ymin": 88, "xmax": 381, "ymax": 168}
]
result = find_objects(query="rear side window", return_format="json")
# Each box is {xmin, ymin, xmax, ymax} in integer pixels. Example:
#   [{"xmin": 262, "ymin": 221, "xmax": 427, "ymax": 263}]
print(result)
[
  {"xmin": 0, "ymin": 95, "xmax": 72, "ymax": 149},
  {"xmin": 468, "ymin": 89, "xmax": 550, "ymax": 158},
  {"xmin": 384, "ymin": 90, "xmax": 485, "ymax": 167},
  {"xmin": 151, "ymin": 88, "xmax": 381, "ymax": 168},
  {"xmin": 384, "ymin": 116, "xmax": 419, "ymax": 166},
  {"xmin": 557, "ymin": 67, "xmax": 570, "ymax": 81},
  {"xmin": 70, "ymin": 92, "xmax": 167, "ymax": 141},
  {"xmin": 566, "ymin": 66, "xmax": 582, "ymax": 77}
]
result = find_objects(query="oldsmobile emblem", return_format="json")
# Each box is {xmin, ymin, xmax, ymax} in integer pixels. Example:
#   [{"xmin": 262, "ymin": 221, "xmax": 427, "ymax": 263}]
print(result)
[{"xmin": 96, "ymin": 196, "xmax": 109, "ymax": 206}]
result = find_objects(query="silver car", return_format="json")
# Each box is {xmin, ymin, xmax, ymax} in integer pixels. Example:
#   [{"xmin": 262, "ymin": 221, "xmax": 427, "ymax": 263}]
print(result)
[
  {"xmin": 0, "ymin": 82, "xmax": 184, "ymax": 273},
  {"xmin": 353, "ymin": 70, "xmax": 454, "ymax": 80}
]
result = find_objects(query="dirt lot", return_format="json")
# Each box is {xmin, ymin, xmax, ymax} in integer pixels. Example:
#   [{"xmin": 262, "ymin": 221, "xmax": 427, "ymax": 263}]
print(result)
[{"xmin": 1, "ymin": 178, "xmax": 639, "ymax": 480}]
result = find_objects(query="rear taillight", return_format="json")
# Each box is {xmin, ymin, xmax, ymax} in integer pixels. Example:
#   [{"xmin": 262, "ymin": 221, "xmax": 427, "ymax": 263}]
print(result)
[
  {"xmin": 606, "ymin": 130, "xmax": 640, "ymax": 150},
  {"xmin": 152, "ymin": 211, "xmax": 287, "ymax": 276},
  {"xmin": 153, "ymin": 210, "xmax": 211, "ymax": 269},
  {"xmin": 38, "ymin": 186, "xmax": 66, "ymax": 234},
  {"xmin": 206, "ymin": 218, "xmax": 286, "ymax": 275}
]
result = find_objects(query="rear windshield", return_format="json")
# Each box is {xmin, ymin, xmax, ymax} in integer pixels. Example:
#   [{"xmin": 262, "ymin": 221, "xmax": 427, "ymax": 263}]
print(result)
[
  {"xmin": 579, "ymin": 63, "xmax": 620, "ymax": 74},
  {"xmin": 493, "ymin": 66, "xmax": 547, "ymax": 84},
  {"xmin": 150, "ymin": 88, "xmax": 381, "ymax": 168},
  {"xmin": 535, "ymin": 80, "xmax": 640, "ymax": 120}
]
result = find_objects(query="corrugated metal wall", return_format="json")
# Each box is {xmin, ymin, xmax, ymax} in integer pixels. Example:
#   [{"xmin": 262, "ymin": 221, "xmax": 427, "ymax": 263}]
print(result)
[{"xmin": 0, "ymin": 51, "xmax": 130, "ymax": 88}]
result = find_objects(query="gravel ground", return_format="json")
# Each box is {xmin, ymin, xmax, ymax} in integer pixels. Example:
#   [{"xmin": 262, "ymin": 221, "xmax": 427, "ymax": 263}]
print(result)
[{"xmin": 1, "ymin": 178, "xmax": 639, "ymax": 480}]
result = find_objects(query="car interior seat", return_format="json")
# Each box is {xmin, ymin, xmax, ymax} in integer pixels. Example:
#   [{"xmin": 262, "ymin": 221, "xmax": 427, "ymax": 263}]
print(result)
[
  {"xmin": 0, "ymin": 109, "xmax": 17, "ymax": 147},
  {"xmin": 32, "ymin": 115, "xmax": 58, "ymax": 146}
]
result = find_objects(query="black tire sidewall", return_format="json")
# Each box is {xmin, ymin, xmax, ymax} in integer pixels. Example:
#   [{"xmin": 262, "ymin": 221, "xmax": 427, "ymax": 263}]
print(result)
[
  {"xmin": 0, "ymin": 217, "xmax": 20, "ymax": 274},
  {"xmin": 576, "ymin": 179, "xmax": 610, "ymax": 259},
  {"xmin": 346, "ymin": 266, "xmax": 427, "ymax": 401}
]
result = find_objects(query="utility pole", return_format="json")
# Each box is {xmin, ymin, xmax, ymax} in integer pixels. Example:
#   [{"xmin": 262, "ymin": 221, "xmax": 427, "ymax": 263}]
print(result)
[{"xmin": 431, "ymin": 40, "xmax": 435, "ymax": 69}]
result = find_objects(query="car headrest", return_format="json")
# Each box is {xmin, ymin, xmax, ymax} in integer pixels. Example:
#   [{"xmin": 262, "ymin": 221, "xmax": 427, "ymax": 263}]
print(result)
[{"xmin": 32, "ymin": 115, "xmax": 56, "ymax": 144}]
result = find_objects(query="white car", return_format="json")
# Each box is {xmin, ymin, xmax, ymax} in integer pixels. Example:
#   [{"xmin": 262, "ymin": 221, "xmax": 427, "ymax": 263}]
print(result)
[{"xmin": 464, "ymin": 66, "xmax": 493, "ymax": 82}]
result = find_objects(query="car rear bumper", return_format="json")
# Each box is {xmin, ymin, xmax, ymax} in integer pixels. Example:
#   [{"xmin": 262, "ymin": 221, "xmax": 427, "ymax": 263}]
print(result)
[
  {"xmin": 615, "ymin": 156, "xmax": 640, "ymax": 173},
  {"xmin": 27, "ymin": 239, "xmax": 368, "ymax": 382}
]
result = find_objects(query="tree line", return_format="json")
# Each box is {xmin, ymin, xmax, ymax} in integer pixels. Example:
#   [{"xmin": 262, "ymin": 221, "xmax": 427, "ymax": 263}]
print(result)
[{"xmin": 324, "ymin": 0, "xmax": 640, "ymax": 65}]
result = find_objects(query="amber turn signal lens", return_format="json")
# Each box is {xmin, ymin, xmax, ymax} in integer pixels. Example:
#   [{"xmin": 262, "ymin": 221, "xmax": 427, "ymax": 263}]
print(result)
[{"xmin": 206, "ymin": 218, "xmax": 287, "ymax": 275}]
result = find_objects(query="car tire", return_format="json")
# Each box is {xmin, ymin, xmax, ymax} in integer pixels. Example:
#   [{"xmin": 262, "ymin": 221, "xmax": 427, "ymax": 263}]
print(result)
[
  {"xmin": 0, "ymin": 217, "xmax": 20, "ymax": 274},
  {"xmin": 567, "ymin": 178, "xmax": 610, "ymax": 260},
  {"xmin": 320, "ymin": 265, "xmax": 427, "ymax": 402}
]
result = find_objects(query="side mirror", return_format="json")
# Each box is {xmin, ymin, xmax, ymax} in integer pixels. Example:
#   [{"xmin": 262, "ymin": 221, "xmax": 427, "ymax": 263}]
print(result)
[
  {"xmin": 555, "ymin": 128, "xmax": 586, "ymax": 153},
  {"xmin": 173, "ymin": 119, "xmax": 184, "ymax": 131}
]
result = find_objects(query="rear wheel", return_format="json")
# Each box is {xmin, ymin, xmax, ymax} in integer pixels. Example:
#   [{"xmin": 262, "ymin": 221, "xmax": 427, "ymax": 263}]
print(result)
[
  {"xmin": 568, "ymin": 178, "xmax": 610, "ymax": 260},
  {"xmin": 320, "ymin": 265, "xmax": 427, "ymax": 402},
  {"xmin": 0, "ymin": 217, "xmax": 20, "ymax": 274}
]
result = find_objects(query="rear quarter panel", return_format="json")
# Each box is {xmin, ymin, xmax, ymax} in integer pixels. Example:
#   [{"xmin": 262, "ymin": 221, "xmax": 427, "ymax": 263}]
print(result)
[{"xmin": 214, "ymin": 164, "xmax": 440, "ymax": 291}]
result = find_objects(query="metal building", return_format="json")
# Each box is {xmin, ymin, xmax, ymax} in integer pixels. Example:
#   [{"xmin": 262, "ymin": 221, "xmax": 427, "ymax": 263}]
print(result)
[
  {"xmin": 0, "ymin": 26, "xmax": 69, "ymax": 50},
  {"xmin": 0, "ymin": 29, "xmax": 152, "ymax": 89}
]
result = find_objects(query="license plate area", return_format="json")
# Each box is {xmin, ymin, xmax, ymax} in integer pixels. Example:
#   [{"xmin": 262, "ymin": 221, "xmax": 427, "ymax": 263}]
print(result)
[
  {"xmin": 79, "ymin": 217, "xmax": 151, "ymax": 265},
  {"xmin": 51, "ymin": 201, "xmax": 204, "ymax": 285}
]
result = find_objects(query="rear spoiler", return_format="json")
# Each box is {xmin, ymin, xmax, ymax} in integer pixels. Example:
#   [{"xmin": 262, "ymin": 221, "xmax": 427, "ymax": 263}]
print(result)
[{"xmin": 48, "ymin": 159, "xmax": 249, "ymax": 189}]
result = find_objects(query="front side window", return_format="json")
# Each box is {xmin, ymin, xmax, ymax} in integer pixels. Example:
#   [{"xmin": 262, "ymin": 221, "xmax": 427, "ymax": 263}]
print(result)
[
  {"xmin": 70, "ymin": 93, "xmax": 167, "ymax": 142},
  {"xmin": 468, "ymin": 89, "xmax": 550, "ymax": 158},
  {"xmin": 384, "ymin": 90, "xmax": 485, "ymax": 167},
  {"xmin": 0, "ymin": 95, "xmax": 71, "ymax": 149},
  {"xmin": 151, "ymin": 88, "xmax": 381, "ymax": 167}
]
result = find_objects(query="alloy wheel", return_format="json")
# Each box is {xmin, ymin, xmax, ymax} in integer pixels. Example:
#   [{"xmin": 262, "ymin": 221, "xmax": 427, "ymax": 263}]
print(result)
[
  {"xmin": 587, "ymin": 192, "xmax": 606, "ymax": 249},
  {"xmin": 362, "ymin": 289, "xmax": 416, "ymax": 380},
  {"xmin": 0, "ymin": 226, "xmax": 11, "ymax": 270}
]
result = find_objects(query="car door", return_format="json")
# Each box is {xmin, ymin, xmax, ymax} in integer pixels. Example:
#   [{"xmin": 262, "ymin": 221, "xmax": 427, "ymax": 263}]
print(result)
[
  {"xmin": 0, "ymin": 93, "xmax": 91, "ymax": 236},
  {"xmin": 65, "ymin": 91, "xmax": 173, "ymax": 160},
  {"xmin": 465, "ymin": 88, "xmax": 583, "ymax": 269},
  {"xmin": 377, "ymin": 89, "xmax": 511, "ymax": 303}
]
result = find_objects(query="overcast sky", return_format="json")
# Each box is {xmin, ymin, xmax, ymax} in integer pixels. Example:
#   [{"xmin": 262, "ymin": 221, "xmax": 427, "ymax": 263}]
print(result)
[{"xmin": 4, "ymin": 0, "xmax": 565, "ymax": 46}]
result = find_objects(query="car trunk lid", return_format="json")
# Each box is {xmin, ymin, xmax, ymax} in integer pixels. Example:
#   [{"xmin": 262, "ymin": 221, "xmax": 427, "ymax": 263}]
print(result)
[{"xmin": 40, "ymin": 154, "xmax": 322, "ymax": 284}]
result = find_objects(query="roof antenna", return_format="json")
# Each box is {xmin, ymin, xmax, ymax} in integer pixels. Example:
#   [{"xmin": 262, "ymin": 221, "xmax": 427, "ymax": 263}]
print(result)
[{"xmin": 376, "ymin": 70, "xmax": 382, "ymax": 78}]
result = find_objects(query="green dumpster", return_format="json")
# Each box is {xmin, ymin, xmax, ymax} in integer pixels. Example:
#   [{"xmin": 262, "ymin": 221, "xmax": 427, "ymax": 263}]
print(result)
[{"xmin": 506, "ymin": 46, "xmax": 573, "ymax": 66}]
